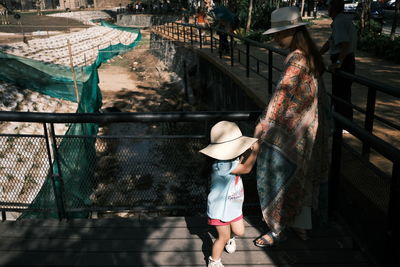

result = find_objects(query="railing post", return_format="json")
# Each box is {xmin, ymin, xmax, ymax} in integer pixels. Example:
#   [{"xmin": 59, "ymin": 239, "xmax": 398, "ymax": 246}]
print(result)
[
  {"xmin": 199, "ymin": 28, "xmax": 202, "ymax": 49},
  {"xmin": 230, "ymin": 35, "xmax": 234, "ymax": 66},
  {"xmin": 362, "ymin": 86, "xmax": 376, "ymax": 157},
  {"xmin": 385, "ymin": 163, "xmax": 400, "ymax": 267},
  {"xmin": 210, "ymin": 29, "xmax": 213, "ymax": 53},
  {"xmin": 176, "ymin": 23, "xmax": 180, "ymax": 41},
  {"xmin": 268, "ymin": 50, "xmax": 273, "ymax": 95},
  {"xmin": 190, "ymin": 26, "xmax": 193, "ymax": 46},
  {"xmin": 183, "ymin": 60, "xmax": 188, "ymax": 101},
  {"xmin": 183, "ymin": 25, "xmax": 186, "ymax": 43},
  {"xmin": 43, "ymin": 123, "xmax": 66, "ymax": 221},
  {"xmin": 219, "ymin": 31, "xmax": 222, "ymax": 59},
  {"xmin": 246, "ymin": 41, "xmax": 250, "ymax": 77},
  {"xmin": 329, "ymin": 121, "xmax": 343, "ymax": 218}
]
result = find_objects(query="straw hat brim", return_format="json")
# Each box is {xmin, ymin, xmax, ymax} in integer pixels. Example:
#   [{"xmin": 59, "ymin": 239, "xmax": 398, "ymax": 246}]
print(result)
[
  {"xmin": 262, "ymin": 22, "xmax": 309, "ymax": 35},
  {"xmin": 199, "ymin": 136, "xmax": 258, "ymax": 160}
]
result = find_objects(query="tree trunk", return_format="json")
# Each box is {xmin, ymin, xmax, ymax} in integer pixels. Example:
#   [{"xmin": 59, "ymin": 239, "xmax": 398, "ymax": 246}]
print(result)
[
  {"xmin": 246, "ymin": 0, "xmax": 254, "ymax": 32},
  {"xmin": 390, "ymin": 0, "xmax": 400, "ymax": 40},
  {"xmin": 301, "ymin": 0, "xmax": 305, "ymax": 16},
  {"xmin": 361, "ymin": 0, "xmax": 372, "ymax": 31}
]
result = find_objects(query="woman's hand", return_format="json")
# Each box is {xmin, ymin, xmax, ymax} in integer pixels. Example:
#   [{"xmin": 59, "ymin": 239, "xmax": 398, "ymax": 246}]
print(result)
[{"xmin": 251, "ymin": 139, "xmax": 261, "ymax": 153}]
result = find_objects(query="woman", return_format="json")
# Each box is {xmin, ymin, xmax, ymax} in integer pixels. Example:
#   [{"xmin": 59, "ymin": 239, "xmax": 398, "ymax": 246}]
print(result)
[{"xmin": 253, "ymin": 6, "xmax": 331, "ymax": 247}]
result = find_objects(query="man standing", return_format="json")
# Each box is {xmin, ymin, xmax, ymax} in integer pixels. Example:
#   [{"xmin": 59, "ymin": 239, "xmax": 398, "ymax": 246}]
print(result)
[{"xmin": 320, "ymin": 0, "xmax": 357, "ymax": 121}]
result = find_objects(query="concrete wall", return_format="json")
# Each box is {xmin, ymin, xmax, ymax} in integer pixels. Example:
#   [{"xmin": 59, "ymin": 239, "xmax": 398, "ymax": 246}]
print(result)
[
  {"xmin": 60, "ymin": 0, "xmax": 88, "ymax": 9},
  {"xmin": 94, "ymin": 0, "xmax": 130, "ymax": 8},
  {"xmin": 116, "ymin": 14, "xmax": 178, "ymax": 27},
  {"xmin": 150, "ymin": 32, "xmax": 262, "ymax": 111}
]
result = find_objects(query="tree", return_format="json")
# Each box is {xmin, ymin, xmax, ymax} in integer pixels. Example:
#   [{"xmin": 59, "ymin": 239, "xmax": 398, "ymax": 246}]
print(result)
[
  {"xmin": 360, "ymin": 0, "xmax": 372, "ymax": 31},
  {"xmin": 246, "ymin": 0, "xmax": 253, "ymax": 32},
  {"xmin": 300, "ymin": 0, "xmax": 305, "ymax": 16},
  {"xmin": 390, "ymin": 0, "xmax": 400, "ymax": 40}
]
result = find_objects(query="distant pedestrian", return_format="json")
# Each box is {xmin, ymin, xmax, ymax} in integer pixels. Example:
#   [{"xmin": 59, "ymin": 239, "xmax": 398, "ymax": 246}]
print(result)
[
  {"xmin": 320, "ymin": 0, "xmax": 357, "ymax": 121},
  {"xmin": 195, "ymin": 8, "xmax": 208, "ymax": 27},
  {"xmin": 200, "ymin": 121, "xmax": 260, "ymax": 267},
  {"xmin": 216, "ymin": 19, "xmax": 230, "ymax": 54}
]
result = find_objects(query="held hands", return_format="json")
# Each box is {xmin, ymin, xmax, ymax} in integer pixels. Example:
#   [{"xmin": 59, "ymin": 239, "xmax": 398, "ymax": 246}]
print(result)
[{"xmin": 251, "ymin": 139, "xmax": 261, "ymax": 153}]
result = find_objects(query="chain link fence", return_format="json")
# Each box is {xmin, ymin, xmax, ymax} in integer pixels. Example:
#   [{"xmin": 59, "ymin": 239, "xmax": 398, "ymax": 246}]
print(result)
[{"xmin": 0, "ymin": 116, "xmax": 259, "ymax": 219}]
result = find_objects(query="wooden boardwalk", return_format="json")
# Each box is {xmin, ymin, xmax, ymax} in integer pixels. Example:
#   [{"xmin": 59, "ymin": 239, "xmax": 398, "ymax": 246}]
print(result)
[{"xmin": 0, "ymin": 216, "xmax": 372, "ymax": 266}]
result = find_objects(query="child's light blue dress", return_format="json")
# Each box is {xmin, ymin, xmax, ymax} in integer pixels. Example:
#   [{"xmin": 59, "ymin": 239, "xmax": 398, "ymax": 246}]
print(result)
[{"xmin": 207, "ymin": 158, "xmax": 244, "ymax": 222}]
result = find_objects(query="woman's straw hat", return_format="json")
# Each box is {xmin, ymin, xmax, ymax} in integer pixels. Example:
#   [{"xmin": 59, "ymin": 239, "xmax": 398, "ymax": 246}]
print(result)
[
  {"xmin": 199, "ymin": 121, "xmax": 258, "ymax": 160},
  {"xmin": 263, "ymin": 6, "xmax": 309, "ymax": 35}
]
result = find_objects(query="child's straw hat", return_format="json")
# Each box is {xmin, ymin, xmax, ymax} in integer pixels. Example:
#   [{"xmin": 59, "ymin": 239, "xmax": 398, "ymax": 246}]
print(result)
[
  {"xmin": 263, "ymin": 6, "xmax": 309, "ymax": 35},
  {"xmin": 199, "ymin": 121, "xmax": 258, "ymax": 160}
]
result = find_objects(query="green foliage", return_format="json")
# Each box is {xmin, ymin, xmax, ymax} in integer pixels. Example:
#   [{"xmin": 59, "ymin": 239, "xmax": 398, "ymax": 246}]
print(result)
[
  {"xmin": 356, "ymin": 20, "xmax": 400, "ymax": 63},
  {"xmin": 228, "ymin": 0, "xmax": 279, "ymax": 30},
  {"xmin": 245, "ymin": 29, "xmax": 273, "ymax": 42}
]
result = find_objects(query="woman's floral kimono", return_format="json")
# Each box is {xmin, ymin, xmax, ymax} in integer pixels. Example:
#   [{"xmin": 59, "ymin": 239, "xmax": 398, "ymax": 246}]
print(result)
[{"xmin": 256, "ymin": 49, "xmax": 331, "ymax": 235}]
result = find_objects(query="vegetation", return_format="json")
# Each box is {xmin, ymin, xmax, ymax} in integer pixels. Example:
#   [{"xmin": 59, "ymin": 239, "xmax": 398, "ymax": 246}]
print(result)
[{"xmin": 356, "ymin": 19, "xmax": 400, "ymax": 62}]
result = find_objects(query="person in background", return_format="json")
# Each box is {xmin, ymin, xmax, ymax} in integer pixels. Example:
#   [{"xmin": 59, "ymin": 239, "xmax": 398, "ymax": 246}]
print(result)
[
  {"xmin": 320, "ymin": 0, "xmax": 357, "ymax": 121},
  {"xmin": 195, "ymin": 7, "xmax": 208, "ymax": 27}
]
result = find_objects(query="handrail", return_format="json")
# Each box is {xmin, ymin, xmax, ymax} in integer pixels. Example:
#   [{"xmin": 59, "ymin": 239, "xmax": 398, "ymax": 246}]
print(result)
[
  {"xmin": 163, "ymin": 21, "xmax": 400, "ymax": 99},
  {"xmin": 333, "ymin": 112, "xmax": 400, "ymax": 164},
  {"xmin": 0, "ymin": 111, "xmax": 261, "ymax": 123}
]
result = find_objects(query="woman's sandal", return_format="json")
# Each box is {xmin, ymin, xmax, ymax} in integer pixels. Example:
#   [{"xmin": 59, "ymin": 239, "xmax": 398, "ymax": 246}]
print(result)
[{"xmin": 254, "ymin": 232, "xmax": 285, "ymax": 248}]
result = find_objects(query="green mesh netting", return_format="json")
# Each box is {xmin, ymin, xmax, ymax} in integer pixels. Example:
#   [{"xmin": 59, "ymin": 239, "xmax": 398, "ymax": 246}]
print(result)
[{"xmin": 0, "ymin": 23, "xmax": 142, "ymax": 219}]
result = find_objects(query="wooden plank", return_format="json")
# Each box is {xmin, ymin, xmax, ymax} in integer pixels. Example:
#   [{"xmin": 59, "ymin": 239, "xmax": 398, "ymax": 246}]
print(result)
[
  {"xmin": 0, "ymin": 250, "xmax": 368, "ymax": 266},
  {"xmin": 0, "ymin": 217, "xmax": 347, "ymax": 237},
  {"xmin": 0, "ymin": 236, "xmax": 354, "ymax": 252},
  {"xmin": 0, "ymin": 222, "xmax": 348, "ymax": 240}
]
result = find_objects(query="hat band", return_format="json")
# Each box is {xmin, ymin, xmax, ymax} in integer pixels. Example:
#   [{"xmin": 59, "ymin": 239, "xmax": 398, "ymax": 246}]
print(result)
[
  {"xmin": 211, "ymin": 135, "xmax": 242, "ymax": 145},
  {"xmin": 271, "ymin": 17, "xmax": 303, "ymax": 28}
]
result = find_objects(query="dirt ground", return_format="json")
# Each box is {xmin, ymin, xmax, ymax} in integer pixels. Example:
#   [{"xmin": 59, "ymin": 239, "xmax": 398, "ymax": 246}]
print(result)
[{"xmin": 97, "ymin": 30, "xmax": 197, "ymax": 114}]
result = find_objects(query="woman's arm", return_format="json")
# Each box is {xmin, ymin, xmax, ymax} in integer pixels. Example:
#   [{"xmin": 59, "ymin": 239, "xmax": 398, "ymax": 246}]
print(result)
[{"xmin": 231, "ymin": 141, "xmax": 260, "ymax": 175}]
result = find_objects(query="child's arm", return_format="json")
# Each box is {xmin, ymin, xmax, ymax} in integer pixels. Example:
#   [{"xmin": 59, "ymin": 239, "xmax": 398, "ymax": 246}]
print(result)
[{"xmin": 230, "ymin": 140, "xmax": 260, "ymax": 175}]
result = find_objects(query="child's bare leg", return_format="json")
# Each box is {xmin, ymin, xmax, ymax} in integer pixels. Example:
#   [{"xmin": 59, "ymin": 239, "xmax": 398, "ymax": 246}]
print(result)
[
  {"xmin": 230, "ymin": 218, "xmax": 245, "ymax": 237},
  {"xmin": 211, "ymin": 225, "xmax": 231, "ymax": 260}
]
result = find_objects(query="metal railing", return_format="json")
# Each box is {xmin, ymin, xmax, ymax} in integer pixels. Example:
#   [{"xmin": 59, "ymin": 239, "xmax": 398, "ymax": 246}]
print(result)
[{"xmin": 153, "ymin": 20, "xmax": 288, "ymax": 95}]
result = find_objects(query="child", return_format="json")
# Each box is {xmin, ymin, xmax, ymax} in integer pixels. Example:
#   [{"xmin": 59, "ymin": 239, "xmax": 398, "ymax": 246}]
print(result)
[{"xmin": 199, "ymin": 121, "xmax": 260, "ymax": 267}]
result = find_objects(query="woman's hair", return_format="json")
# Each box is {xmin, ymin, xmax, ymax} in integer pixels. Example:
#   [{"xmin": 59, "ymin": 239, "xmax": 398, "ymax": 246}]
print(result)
[{"xmin": 290, "ymin": 26, "xmax": 325, "ymax": 77}]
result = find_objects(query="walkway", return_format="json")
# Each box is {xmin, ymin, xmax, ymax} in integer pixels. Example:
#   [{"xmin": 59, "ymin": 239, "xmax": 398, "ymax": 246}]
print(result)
[{"xmin": 0, "ymin": 216, "xmax": 371, "ymax": 266}]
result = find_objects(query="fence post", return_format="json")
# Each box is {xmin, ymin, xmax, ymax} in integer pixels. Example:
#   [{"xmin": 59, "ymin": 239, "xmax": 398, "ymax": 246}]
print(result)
[
  {"xmin": 362, "ymin": 86, "xmax": 376, "ymax": 157},
  {"xmin": 385, "ymin": 163, "xmax": 399, "ymax": 267},
  {"xmin": 329, "ymin": 121, "xmax": 343, "ymax": 218},
  {"xmin": 183, "ymin": 60, "xmax": 188, "ymax": 101},
  {"xmin": 176, "ymin": 23, "xmax": 180, "ymax": 41},
  {"xmin": 43, "ymin": 123, "xmax": 66, "ymax": 220},
  {"xmin": 268, "ymin": 50, "xmax": 273, "ymax": 95},
  {"xmin": 246, "ymin": 41, "xmax": 250, "ymax": 77},
  {"xmin": 230, "ymin": 35, "xmax": 234, "ymax": 66},
  {"xmin": 183, "ymin": 25, "xmax": 186, "ymax": 43},
  {"xmin": 199, "ymin": 28, "xmax": 202, "ymax": 49},
  {"xmin": 210, "ymin": 29, "xmax": 213, "ymax": 53},
  {"xmin": 190, "ymin": 26, "xmax": 193, "ymax": 46}
]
